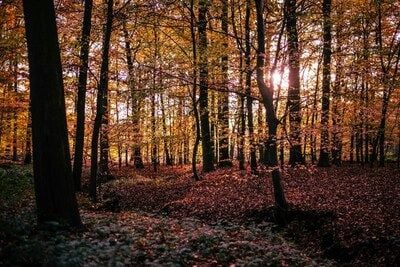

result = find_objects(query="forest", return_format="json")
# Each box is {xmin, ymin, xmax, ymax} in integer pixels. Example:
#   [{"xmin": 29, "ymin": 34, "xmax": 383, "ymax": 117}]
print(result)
[{"xmin": 0, "ymin": 0, "xmax": 399, "ymax": 265}]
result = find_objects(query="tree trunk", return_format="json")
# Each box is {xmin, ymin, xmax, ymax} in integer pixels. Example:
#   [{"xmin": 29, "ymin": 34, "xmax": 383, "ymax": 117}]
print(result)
[
  {"xmin": 11, "ymin": 58, "xmax": 18, "ymax": 162},
  {"xmin": 284, "ymin": 0, "xmax": 304, "ymax": 165},
  {"xmin": 99, "ymin": 88, "xmax": 110, "ymax": 178},
  {"xmin": 218, "ymin": 0, "xmax": 232, "ymax": 167},
  {"xmin": 198, "ymin": 0, "xmax": 214, "ymax": 172},
  {"xmin": 160, "ymin": 92, "xmax": 173, "ymax": 166},
  {"xmin": 11, "ymin": 111, "xmax": 17, "ymax": 161},
  {"xmin": 356, "ymin": 131, "xmax": 362, "ymax": 163},
  {"xmin": 115, "ymin": 79, "xmax": 122, "ymax": 170},
  {"xmin": 350, "ymin": 132, "xmax": 355, "ymax": 163},
  {"xmin": 245, "ymin": 0, "xmax": 257, "ymax": 173},
  {"xmin": 397, "ymin": 128, "xmax": 400, "ymax": 168},
  {"xmin": 90, "ymin": 0, "xmax": 113, "ymax": 202},
  {"xmin": 151, "ymin": 84, "xmax": 157, "ymax": 172},
  {"xmin": 211, "ymin": 91, "xmax": 217, "ymax": 163},
  {"xmin": 238, "ymin": 54, "xmax": 245, "ymax": 170},
  {"xmin": 378, "ymin": 95, "xmax": 389, "ymax": 166},
  {"xmin": 72, "ymin": 0, "xmax": 93, "ymax": 191},
  {"xmin": 310, "ymin": 59, "xmax": 321, "ymax": 164},
  {"xmin": 99, "ymin": 0, "xmax": 113, "ymax": 180},
  {"xmin": 331, "ymin": 20, "xmax": 343, "ymax": 166},
  {"xmin": 189, "ymin": 0, "xmax": 201, "ymax": 180},
  {"xmin": 317, "ymin": 0, "xmax": 332, "ymax": 167},
  {"xmin": 23, "ymin": 109, "xmax": 32, "ymax": 164},
  {"xmin": 122, "ymin": 20, "xmax": 144, "ymax": 169},
  {"xmin": 22, "ymin": 0, "xmax": 81, "ymax": 226},
  {"xmin": 374, "ymin": 1, "xmax": 400, "ymax": 167},
  {"xmin": 255, "ymin": 0, "xmax": 288, "ymax": 223}
]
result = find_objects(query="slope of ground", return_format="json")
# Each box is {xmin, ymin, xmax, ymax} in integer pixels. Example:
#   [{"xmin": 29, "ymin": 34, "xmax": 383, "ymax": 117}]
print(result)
[
  {"xmin": 0, "ymin": 164, "xmax": 329, "ymax": 266},
  {"xmin": 102, "ymin": 164, "xmax": 400, "ymax": 266}
]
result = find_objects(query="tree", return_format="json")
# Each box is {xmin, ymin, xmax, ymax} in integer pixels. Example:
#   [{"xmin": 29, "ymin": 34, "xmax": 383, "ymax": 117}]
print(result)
[
  {"xmin": 90, "ymin": 0, "xmax": 114, "ymax": 202},
  {"xmin": 255, "ymin": 0, "xmax": 288, "ymax": 223},
  {"xmin": 374, "ymin": 0, "xmax": 400, "ymax": 167},
  {"xmin": 122, "ymin": 19, "xmax": 144, "ymax": 169},
  {"xmin": 23, "ymin": 109, "xmax": 32, "ymax": 164},
  {"xmin": 22, "ymin": 0, "xmax": 81, "ymax": 226},
  {"xmin": 331, "ymin": 3, "xmax": 344, "ymax": 165},
  {"xmin": 318, "ymin": 0, "xmax": 332, "ymax": 167},
  {"xmin": 188, "ymin": 0, "xmax": 201, "ymax": 180},
  {"xmin": 218, "ymin": 0, "xmax": 232, "ymax": 167},
  {"xmin": 72, "ymin": 0, "xmax": 93, "ymax": 191},
  {"xmin": 284, "ymin": 0, "xmax": 304, "ymax": 165},
  {"xmin": 198, "ymin": 0, "xmax": 214, "ymax": 172},
  {"xmin": 245, "ymin": 0, "xmax": 257, "ymax": 173}
]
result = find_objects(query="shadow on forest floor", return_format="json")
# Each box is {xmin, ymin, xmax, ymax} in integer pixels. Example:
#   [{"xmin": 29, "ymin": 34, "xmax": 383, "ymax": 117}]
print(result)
[
  {"xmin": 249, "ymin": 205, "xmax": 400, "ymax": 266},
  {"xmin": 100, "ymin": 164, "xmax": 400, "ymax": 266}
]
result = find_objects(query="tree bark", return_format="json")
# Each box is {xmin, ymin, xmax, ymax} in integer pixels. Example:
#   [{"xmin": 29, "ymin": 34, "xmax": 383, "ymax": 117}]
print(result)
[
  {"xmin": 318, "ymin": 0, "xmax": 332, "ymax": 167},
  {"xmin": 11, "ymin": 58, "xmax": 18, "ymax": 162},
  {"xmin": 331, "ymin": 18, "xmax": 343, "ymax": 166},
  {"xmin": 22, "ymin": 0, "xmax": 81, "ymax": 226},
  {"xmin": 122, "ymin": 20, "xmax": 144, "ymax": 169},
  {"xmin": 160, "ymin": 92, "xmax": 173, "ymax": 166},
  {"xmin": 238, "ymin": 55, "xmax": 245, "ymax": 170},
  {"xmin": 72, "ymin": 0, "xmax": 93, "ymax": 191},
  {"xmin": 198, "ymin": 0, "xmax": 214, "ymax": 172},
  {"xmin": 188, "ymin": 0, "xmax": 201, "ymax": 180},
  {"xmin": 90, "ymin": 0, "xmax": 113, "ymax": 202},
  {"xmin": 245, "ymin": 0, "xmax": 257, "ymax": 173},
  {"xmin": 218, "ymin": 0, "xmax": 232, "ymax": 167},
  {"xmin": 284, "ymin": 0, "xmax": 304, "ymax": 165},
  {"xmin": 23, "ymin": 109, "xmax": 32, "ymax": 164}
]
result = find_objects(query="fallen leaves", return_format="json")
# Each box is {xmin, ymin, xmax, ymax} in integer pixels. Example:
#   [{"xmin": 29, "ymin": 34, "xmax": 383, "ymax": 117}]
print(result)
[
  {"xmin": 101, "ymin": 163, "xmax": 400, "ymax": 265},
  {"xmin": 1, "ymin": 163, "xmax": 399, "ymax": 265}
]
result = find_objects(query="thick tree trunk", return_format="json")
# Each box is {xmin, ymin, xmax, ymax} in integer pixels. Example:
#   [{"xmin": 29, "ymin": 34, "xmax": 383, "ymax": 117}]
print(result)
[
  {"xmin": 318, "ymin": 0, "xmax": 332, "ymax": 167},
  {"xmin": 122, "ymin": 20, "xmax": 144, "ymax": 169},
  {"xmin": 90, "ymin": 0, "xmax": 113, "ymax": 202},
  {"xmin": 72, "ymin": 0, "xmax": 93, "ymax": 191},
  {"xmin": 198, "ymin": 0, "xmax": 214, "ymax": 172},
  {"xmin": 284, "ymin": 0, "xmax": 304, "ymax": 165},
  {"xmin": 99, "ymin": 89, "xmax": 110, "ymax": 177},
  {"xmin": 218, "ymin": 0, "xmax": 232, "ymax": 167},
  {"xmin": 22, "ymin": 0, "xmax": 81, "ymax": 226}
]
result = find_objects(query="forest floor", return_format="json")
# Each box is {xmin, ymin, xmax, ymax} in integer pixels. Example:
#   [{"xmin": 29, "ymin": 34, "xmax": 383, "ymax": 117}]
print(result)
[{"xmin": 0, "ymin": 163, "xmax": 399, "ymax": 266}]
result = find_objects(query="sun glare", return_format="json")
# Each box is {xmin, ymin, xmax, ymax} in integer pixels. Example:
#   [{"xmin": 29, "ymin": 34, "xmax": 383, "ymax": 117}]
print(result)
[{"xmin": 271, "ymin": 69, "xmax": 289, "ymax": 89}]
